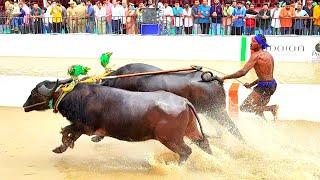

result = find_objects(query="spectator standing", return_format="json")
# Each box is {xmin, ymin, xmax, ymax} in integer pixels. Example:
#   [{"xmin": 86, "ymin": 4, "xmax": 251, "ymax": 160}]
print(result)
[
  {"xmin": 210, "ymin": 0, "xmax": 222, "ymax": 35},
  {"xmin": 74, "ymin": 2, "xmax": 87, "ymax": 33},
  {"xmin": 245, "ymin": 3, "xmax": 258, "ymax": 35},
  {"xmin": 191, "ymin": 0, "xmax": 201, "ymax": 34},
  {"xmin": 121, "ymin": 1, "xmax": 128, "ymax": 34},
  {"xmin": 163, "ymin": 0, "xmax": 173, "ymax": 35},
  {"xmin": 294, "ymin": 3, "xmax": 309, "ymax": 35},
  {"xmin": 67, "ymin": 1, "xmax": 77, "ymax": 33},
  {"xmin": 231, "ymin": 0, "xmax": 246, "ymax": 35},
  {"xmin": 135, "ymin": 1, "xmax": 145, "ymax": 34},
  {"xmin": 314, "ymin": 2, "xmax": 320, "ymax": 35},
  {"xmin": 112, "ymin": 0, "xmax": 123, "ymax": 34},
  {"xmin": 13, "ymin": 3, "xmax": 25, "ymax": 33},
  {"xmin": 270, "ymin": 1, "xmax": 281, "ymax": 35},
  {"xmin": 20, "ymin": 0, "xmax": 31, "ymax": 34},
  {"xmin": 303, "ymin": 0, "xmax": 314, "ymax": 35},
  {"xmin": 86, "ymin": 0, "xmax": 95, "ymax": 33},
  {"xmin": 199, "ymin": 0, "xmax": 211, "ymax": 34},
  {"xmin": 50, "ymin": 1, "xmax": 63, "ymax": 33},
  {"xmin": 126, "ymin": 2, "xmax": 136, "ymax": 34},
  {"xmin": 183, "ymin": 2, "xmax": 193, "ymax": 34},
  {"xmin": 95, "ymin": 1, "xmax": 106, "ymax": 33},
  {"xmin": 172, "ymin": 1, "xmax": 184, "ymax": 34},
  {"xmin": 44, "ymin": 1, "xmax": 53, "ymax": 33},
  {"xmin": 104, "ymin": 0, "xmax": 113, "ymax": 34},
  {"xmin": 31, "ymin": 2, "xmax": 43, "ymax": 34},
  {"xmin": 61, "ymin": 4, "xmax": 68, "ymax": 33},
  {"xmin": 257, "ymin": 2, "xmax": 271, "ymax": 35},
  {"xmin": 279, "ymin": 1, "xmax": 295, "ymax": 34},
  {"xmin": 222, "ymin": 0, "xmax": 233, "ymax": 35}
]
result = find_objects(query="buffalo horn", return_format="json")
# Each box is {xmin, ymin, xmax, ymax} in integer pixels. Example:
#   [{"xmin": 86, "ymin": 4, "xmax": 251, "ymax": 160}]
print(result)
[{"xmin": 38, "ymin": 79, "xmax": 60, "ymax": 96}]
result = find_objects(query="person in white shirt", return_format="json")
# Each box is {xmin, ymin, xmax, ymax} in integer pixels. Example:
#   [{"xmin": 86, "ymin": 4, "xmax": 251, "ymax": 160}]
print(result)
[
  {"xmin": 95, "ymin": 1, "xmax": 106, "ymax": 34},
  {"xmin": 21, "ymin": 0, "xmax": 31, "ymax": 33},
  {"xmin": 44, "ymin": 1, "xmax": 53, "ymax": 33},
  {"xmin": 112, "ymin": 0, "xmax": 123, "ymax": 34},
  {"xmin": 270, "ymin": 1, "xmax": 281, "ymax": 35},
  {"xmin": 294, "ymin": 2, "xmax": 309, "ymax": 35},
  {"xmin": 162, "ymin": 1, "xmax": 173, "ymax": 35},
  {"xmin": 120, "ymin": 1, "xmax": 127, "ymax": 34},
  {"xmin": 183, "ymin": 3, "xmax": 193, "ymax": 34}
]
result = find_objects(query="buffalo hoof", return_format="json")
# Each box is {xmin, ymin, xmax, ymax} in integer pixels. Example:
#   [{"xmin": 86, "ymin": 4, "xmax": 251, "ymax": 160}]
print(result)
[
  {"xmin": 178, "ymin": 158, "xmax": 187, "ymax": 166},
  {"xmin": 52, "ymin": 145, "xmax": 67, "ymax": 154},
  {"xmin": 62, "ymin": 137, "xmax": 74, "ymax": 149},
  {"xmin": 91, "ymin": 136, "xmax": 104, "ymax": 143}
]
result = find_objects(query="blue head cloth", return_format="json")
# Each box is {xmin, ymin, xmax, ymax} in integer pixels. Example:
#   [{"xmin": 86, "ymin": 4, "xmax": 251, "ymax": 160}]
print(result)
[{"xmin": 254, "ymin": 35, "xmax": 270, "ymax": 49}]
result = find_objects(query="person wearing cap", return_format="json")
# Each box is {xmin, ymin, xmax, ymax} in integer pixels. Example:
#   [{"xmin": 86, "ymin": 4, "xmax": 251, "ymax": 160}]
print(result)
[
  {"xmin": 314, "ymin": 2, "xmax": 320, "ymax": 35},
  {"xmin": 67, "ymin": 0, "xmax": 77, "ymax": 33},
  {"xmin": 219, "ymin": 34, "xmax": 278, "ymax": 121}
]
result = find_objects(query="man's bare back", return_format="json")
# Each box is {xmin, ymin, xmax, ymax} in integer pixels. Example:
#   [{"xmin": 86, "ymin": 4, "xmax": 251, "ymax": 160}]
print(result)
[{"xmin": 253, "ymin": 50, "xmax": 274, "ymax": 82}]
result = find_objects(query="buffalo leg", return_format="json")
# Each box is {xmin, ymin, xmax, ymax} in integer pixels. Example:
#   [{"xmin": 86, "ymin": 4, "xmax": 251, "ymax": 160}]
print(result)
[
  {"xmin": 91, "ymin": 135, "xmax": 104, "ymax": 143},
  {"xmin": 210, "ymin": 109, "xmax": 245, "ymax": 142},
  {"xmin": 160, "ymin": 141, "xmax": 192, "ymax": 165},
  {"xmin": 52, "ymin": 124, "xmax": 82, "ymax": 153},
  {"xmin": 185, "ymin": 119, "xmax": 212, "ymax": 155}
]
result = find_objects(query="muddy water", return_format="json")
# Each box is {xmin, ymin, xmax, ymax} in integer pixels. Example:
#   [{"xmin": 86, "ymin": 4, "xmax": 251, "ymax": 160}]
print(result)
[{"xmin": 0, "ymin": 57, "xmax": 320, "ymax": 179}]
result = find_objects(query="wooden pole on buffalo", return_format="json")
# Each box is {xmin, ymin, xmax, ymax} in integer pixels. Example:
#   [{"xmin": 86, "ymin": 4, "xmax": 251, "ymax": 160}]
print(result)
[{"xmin": 101, "ymin": 65, "xmax": 202, "ymax": 80}]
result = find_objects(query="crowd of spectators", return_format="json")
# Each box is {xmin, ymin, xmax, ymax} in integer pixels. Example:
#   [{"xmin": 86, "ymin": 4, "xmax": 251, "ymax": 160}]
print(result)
[{"xmin": 0, "ymin": 0, "xmax": 319, "ymax": 35}]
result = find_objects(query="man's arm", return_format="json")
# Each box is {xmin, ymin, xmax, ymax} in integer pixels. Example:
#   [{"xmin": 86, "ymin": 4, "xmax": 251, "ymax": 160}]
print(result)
[{"xmin": 221, "ymin": 55, "xmax": 257, "ymax": 80}]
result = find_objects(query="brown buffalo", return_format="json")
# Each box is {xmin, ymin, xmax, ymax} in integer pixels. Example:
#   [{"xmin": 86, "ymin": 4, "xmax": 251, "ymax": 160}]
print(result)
[{"xmin": 91, "ymin": 63, "xmax": 244, "ymax": 142}]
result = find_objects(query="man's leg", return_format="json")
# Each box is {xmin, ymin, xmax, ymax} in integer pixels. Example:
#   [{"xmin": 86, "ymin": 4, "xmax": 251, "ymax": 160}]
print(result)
[{"xmin": 240, "ymin": 90, "xmax": 278, "ymax": 120}]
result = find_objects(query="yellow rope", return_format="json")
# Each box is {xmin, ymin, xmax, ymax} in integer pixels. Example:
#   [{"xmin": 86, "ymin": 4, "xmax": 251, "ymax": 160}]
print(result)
[
  {"xmin": 61, "ymin": 68, "xmax": 113, "ymax": 93},
  {"xmin": 53, "ymin": 68, "xmax": 113, "ymax": 113}
]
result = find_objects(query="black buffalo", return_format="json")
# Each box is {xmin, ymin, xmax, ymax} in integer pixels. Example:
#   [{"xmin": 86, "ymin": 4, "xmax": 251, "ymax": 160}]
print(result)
[
  {"xmin": 92, "ymin": 63, "xmax": 244, "ymax": 142},
  {"xmin": 23, "ymin": 80, "xmax": 212, "ymax": 164}
]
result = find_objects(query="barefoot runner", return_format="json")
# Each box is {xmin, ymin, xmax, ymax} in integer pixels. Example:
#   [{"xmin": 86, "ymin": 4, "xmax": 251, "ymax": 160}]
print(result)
[{"xmin": 219, "ymin": 34, "xmax": 279, "ymax": 120}]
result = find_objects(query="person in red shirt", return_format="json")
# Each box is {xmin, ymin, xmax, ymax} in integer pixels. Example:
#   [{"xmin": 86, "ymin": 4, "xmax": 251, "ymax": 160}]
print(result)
[{"xmin": 245, "ymin": 3, "xmax": 258, "ymax": 35}]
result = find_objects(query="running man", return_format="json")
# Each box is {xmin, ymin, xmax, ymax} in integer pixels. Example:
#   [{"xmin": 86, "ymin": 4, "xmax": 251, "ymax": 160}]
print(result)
[{"xmin": 219, "ymin": 34, "xmax": 279, "ymax": 120}]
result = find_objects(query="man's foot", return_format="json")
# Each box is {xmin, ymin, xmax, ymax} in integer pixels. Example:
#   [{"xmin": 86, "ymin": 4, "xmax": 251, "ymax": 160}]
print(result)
[
  {"xmin": 271, "ymin": 105, "xmax": 279, "ymax": 121},
  {"xmin": 256, "ymin": 111, "xmax": 266, "ymax": 121}
]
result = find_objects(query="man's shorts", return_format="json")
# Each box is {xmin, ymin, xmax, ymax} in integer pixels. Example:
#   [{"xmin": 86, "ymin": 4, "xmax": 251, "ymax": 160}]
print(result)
[{"xmin": 253, "ymin": 79, "xmax": 277, "ymax": 97}]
